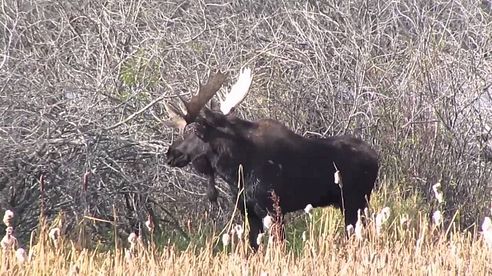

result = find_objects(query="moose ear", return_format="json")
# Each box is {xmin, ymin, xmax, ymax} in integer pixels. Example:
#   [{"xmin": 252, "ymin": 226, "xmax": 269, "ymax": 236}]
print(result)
[{"xmin": 164, "ymin": 102, "xmax": 187, "ymax": 134}]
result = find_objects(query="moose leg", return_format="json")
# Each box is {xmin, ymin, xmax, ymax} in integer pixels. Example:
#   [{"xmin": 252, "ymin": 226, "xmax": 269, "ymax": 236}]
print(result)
[
  {"xmin": 192, "ymin": 156, "xmax": 218, "ymax": 203},
  {"xmin": 342, "ymin": 194, "xmax": 368, "ymax": 228},
  {"xmin": 206, "ymin": 173, "xmax": 218, "ymax": 203},
  {"xmin": 246, "ymin": 212, "xmax": 263, "ymax": 251}
]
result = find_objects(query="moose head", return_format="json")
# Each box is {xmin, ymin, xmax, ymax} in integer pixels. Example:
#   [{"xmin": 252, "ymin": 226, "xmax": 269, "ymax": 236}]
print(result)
[{"xmin": 165, "ymin": 68, "xmax": 253, "ymax": 202}]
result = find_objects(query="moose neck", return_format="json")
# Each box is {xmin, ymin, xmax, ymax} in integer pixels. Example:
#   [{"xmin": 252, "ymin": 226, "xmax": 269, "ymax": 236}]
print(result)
[{"xmin": 202, "ymin": 116, "xmax": 259, "ymax": 192}]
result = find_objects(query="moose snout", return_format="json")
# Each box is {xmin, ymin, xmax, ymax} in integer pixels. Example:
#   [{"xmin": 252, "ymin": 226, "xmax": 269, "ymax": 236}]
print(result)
[{"xmin": 167, "ymin": 154, "xmax": 190, "ymax": 168}]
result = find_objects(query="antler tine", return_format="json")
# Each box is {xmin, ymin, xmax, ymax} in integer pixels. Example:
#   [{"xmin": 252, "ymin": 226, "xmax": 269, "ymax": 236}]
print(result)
[
  {"xmin": 183, "ymin": 71, "xmax": 227, "ymax": 122},
  {"xmin": 164, "ymin": 101, "xmax": 187, "ymax": 134},
  {"xmin": 220, "ymin": 68, "xmax": 253, "ymax": 115}
]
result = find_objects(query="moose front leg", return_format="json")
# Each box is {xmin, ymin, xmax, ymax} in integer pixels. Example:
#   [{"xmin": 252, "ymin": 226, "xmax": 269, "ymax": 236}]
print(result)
[
  {"xmin": 206, "ymin": 173, "xmax": 218, "ymax": 202},
  {"xmin": 191, "ymin": 155, "xmax": 218, "ymax": 203},
  {"xmin": 246, "ymin": 212, "xmax": 263, "ymax": 251}
]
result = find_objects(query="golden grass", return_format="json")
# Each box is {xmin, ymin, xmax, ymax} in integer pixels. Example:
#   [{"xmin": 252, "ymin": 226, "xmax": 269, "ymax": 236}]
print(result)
[{"xmin": 2, "ymin": 207, "xmax": 492, "ymax": 276}]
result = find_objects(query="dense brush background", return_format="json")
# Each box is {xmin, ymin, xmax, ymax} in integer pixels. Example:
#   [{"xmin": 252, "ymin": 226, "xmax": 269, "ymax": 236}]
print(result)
[{"xmin": 1, "ymin": 0, "xmax": 491, "ymax": 246}]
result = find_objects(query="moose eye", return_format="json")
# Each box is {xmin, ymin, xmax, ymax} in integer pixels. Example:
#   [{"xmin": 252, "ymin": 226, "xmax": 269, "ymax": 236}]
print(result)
[{"xmin": 184, "ymin": 123, "xmax": 198, "ymax": 136}]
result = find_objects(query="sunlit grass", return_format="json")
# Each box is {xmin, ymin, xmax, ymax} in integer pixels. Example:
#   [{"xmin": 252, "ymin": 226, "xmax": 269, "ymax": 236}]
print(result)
[{"xmin": 2, "ymin": 186, "xmax": 492, "ymax": 275}]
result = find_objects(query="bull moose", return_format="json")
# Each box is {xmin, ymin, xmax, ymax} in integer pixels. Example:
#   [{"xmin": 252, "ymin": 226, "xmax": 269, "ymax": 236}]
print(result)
[{"xmin": 165, "ymin": 68, "xmax": 379, "ymax": 249}]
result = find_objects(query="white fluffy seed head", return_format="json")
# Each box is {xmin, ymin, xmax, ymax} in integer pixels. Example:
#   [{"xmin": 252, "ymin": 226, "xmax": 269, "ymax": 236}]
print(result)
[
  {"xmin": 16, "ymin": 248, "xmax": 27, "ymax": 264},
  {"xmin": 128, "ymin": 232, "xmax": 138, "ymax": 245},
  {"xmin": 1, "ymin": 233, "xmax": 17, "ymax": 250},
  {"xmin": 482, "ymin": 217, "xmax": 492, "ymax": 232},
  {"xmin": 221, "ymin": 233, "xmax": 230, "ymax": 247},
  {"xmin": 145, "ymin": 215, "xmax": 154, "ymax": 233},
  {"xmin": 334, "ymin": 170, "xmax": 342, "ymax": 186},
  {"xmin": 380, "ymin": 207, "xmax": 391, "ymax": 221},
  {"xmin": 6, "ymin": 226, "xmax": 14, "ymax": 235},
  {"xmin": 355, "ymin": 209, "xmax": 364, "ymax": 240},
  {"xmin": 3, "ymin": 210, "xmax": 14, "ymax": 226},
  {"xmin": 432, "ymin": 183, "xmax": 444, "ymax": 203},
  {"xmin": 262, "ymin": 215, "xmax": 273, "ymax": 231},
  {"xmin": 304, "ymin": 204, "xmax": 313, "ymax": 216},
  {"xmin": 346, "ymin": 224, "xmax": 355, "ymax": 237},
  {"xmin": 49, "ymin": 228, "xmax": 60, "ymax": 241},
  {"xmin": 234, "ymin": 224, "xmax": 244, "ymax": 239},
  {"xmin": 432, "ymin": 210, "xmax": 442, "ymax": 226}
]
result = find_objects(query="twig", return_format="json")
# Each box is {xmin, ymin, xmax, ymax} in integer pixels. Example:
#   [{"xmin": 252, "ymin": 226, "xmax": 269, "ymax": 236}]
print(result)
[{"xmin": 105, "ymin": 94, "xmax": 169, "ymax": 131}]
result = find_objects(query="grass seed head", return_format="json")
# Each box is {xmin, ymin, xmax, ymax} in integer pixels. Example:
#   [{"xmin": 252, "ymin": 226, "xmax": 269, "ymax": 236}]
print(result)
[
  {"xmin": 68, "ymin": 264, "xmax": 80, "ymax": 276},
  {"xmin": 482, "ymin": 216, "xmax": 492, "ymax": 232},
  {"xmin": 145, "ymin": 215, "xmax": 155, "ymax": 233},
  {"xmin": 432, "ymin": 183, "xmax": 444, "ymax": 204},
  {"xmin": 380, "ymin": 207, "xmax": 391, "ymax": 221},
  {"xmin": 355, "ymin": 209, "xmax": 364, "ymax": 240},
  {"xmin": 3, "ymin": 210, "xmax": 14, "ymax": 226},
  {"xmin": 128, "ymin": 232, "xmax": 138, "ymax": 250},
  {"xmin": 49, "ymin": 228, "xmax": 60, "ymax": 241},
  {"xmin": 16, "ymin": 247, "xmax": 27, "ymax": 264},
  {"xmin": 234, "ymin": 224, "xmax": 244, "ymax": 239},
  {"xmin": 1, "ymin": 231, "xmax": 18, "ymax": 251},
  {"xmin": 346, "ymin": 224, "xmax": 355, "ymax": 237},
  {"xmin": 221, "ymin": 233, "xmax": 230, "ymax": 247},
  {"xmin": 262, "ymin": 215, "xmax": 273, "ymax": 231},
  {"xmin": 432, "ymin": 210, "xmax": 442, "ymax": 226},
  {"xmin": 304, "ymin": 204, "xmax": 313, "ymax": 217},
  {"xmin": 334, "ymin": 170, "xmax": 342, "ymax": 187},
  {"xmin": 481, "ymin": 217, "xmax": 492, "ymax": 248}
]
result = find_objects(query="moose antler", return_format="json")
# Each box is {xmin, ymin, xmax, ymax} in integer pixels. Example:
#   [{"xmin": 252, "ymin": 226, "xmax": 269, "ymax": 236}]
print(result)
[
  {"xmin": 163, "ymin": 102, "xmax": 187, "ymax": 133},
  {"xmin": 219, "ymin": 68, "xmax": 253, "ymax": 115},
  {"xmin": 165, "ymin": 71, "xmax": 227, "ymax": 132},
  {"xmin": 182, "ymin": 71, "xmax": 227, "ymax": 123}
]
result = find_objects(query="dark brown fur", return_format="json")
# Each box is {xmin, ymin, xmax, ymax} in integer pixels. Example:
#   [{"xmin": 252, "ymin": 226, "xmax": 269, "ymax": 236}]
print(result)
[{"xmin": 188, "ymin": 108, "xmax": 379, "ymax": 249}]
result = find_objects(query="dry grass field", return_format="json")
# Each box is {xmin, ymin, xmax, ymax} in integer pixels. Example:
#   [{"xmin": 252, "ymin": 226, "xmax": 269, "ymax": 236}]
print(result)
[{"xmin": 2, "ymin": 186, "xmax": 492, "ymax": 275}]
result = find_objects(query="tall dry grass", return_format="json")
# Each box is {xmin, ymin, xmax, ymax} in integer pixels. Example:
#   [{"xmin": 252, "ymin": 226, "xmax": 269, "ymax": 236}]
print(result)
[{"xmin": 2, "ymin": 189, "xmax": 492, "ymax": 275}]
